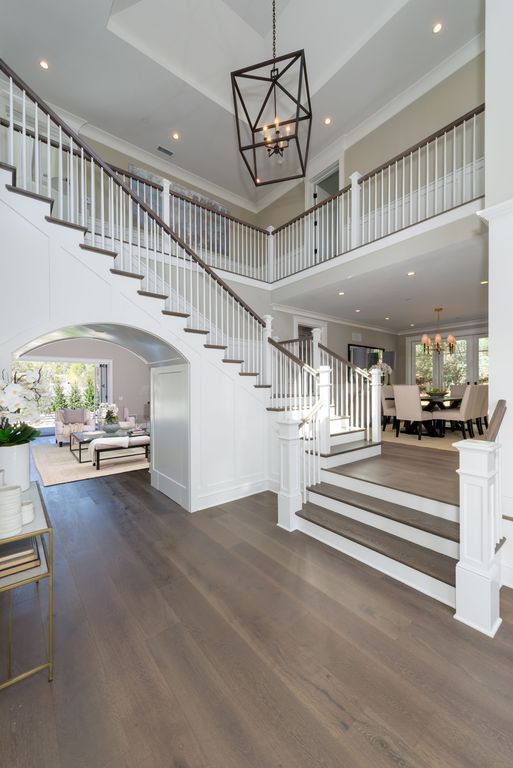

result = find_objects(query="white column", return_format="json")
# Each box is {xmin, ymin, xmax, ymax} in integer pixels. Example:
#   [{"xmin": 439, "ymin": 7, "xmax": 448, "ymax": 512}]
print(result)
[
  {"xmin": 277, "ymin": 416, "xmax": 303, "ymax": 531},
  {"xmin": 454, "ymin": 439, "xmax": 502, "ymax": 637},
  {"xmin": 371, "ymin": 368, "xmax": 382, "ymax": 445},
  {"xmin": 311, "ymin": 327, "xmax": 322, "ymax": 371},
  {"xmin": 349, "ymin": 171, "xmax": 362, "ymax": 249},
  {"xmin": 318, "ymin": 365, "xmax": 331, "ymax": 455},
  {"xmin": 262, "ymin": 314, "xmax": 273, "ymax": 385},
  {"xmin": 266, "ymin": 226, "xmax": 274, "ymax": 282},
  {"xmin": 161, "ymin": 178, "xmax": 171, "ymax": 227}
]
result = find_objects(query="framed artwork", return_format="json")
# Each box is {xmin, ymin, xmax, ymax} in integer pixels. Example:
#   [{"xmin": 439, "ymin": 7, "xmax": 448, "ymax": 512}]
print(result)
[{"xmin": 348, "ymin": 344, "xmax": 384, "ymax": 369}]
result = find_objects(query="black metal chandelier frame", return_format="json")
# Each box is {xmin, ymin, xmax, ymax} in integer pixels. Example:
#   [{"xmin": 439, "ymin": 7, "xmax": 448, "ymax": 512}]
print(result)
[{"xmin": 231, "ymin": 29, "xmax": 312, "ymax": 186}]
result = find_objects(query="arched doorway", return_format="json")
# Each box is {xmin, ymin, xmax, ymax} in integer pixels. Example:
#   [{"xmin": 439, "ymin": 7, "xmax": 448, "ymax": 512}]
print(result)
[{"xmin": 14, "ymin": 323, "xmax": 191, "ymax": 510}]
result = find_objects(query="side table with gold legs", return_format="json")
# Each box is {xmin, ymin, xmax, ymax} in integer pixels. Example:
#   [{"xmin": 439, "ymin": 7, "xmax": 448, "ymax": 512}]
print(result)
[{"xmin": 0, "ymin": 482, "xmax": 53, "ymax": 691}]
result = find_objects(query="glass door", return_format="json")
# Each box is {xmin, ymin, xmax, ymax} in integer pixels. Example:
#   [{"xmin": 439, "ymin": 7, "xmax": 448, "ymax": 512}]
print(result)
[
  {"xmin": 441, "ymin": 339, "xmax": 468, "ymax": 389},
  {"xmin": 414, "ymin": 343, "xmax": 434, "ymax": 393}
]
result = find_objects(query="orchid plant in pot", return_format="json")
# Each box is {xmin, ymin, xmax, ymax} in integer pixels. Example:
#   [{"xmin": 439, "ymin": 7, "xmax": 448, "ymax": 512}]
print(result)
[
  {"xmin": 98, "ymin": 402, "xmax": 119, "ymax": 433},
  {"xmin": 368, "ymin": 361, "xmax": 393, "ymax": 385},
  {"xmin": 0, "ymin": 370, "xmax": 43, "ymax": 490}
]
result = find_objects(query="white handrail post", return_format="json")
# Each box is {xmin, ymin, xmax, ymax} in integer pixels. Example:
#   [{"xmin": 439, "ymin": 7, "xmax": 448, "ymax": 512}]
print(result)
[
  {"xmin": 262, "ymin": 314, "xmax": 273, "ymax": 385},
  {"xmin": 454, "ymin": 439, "xmax": 503, "ymax": 637},
  {"xmin": 277, "ymin": 416, "xmax": 303, "ymax": 531},
  {"xmin": 350, "ymin": 171, "xmax": 362, "ymax": 249},
  {"xmin": 161, "ymin": 178, "xmax": 171, "ymax": 226},
  {"xmin": 266, "ymin": 226, "xmax": 274, "ymax": 282},
  {"xmin": 312, "ymin": 327, "xmax": 322, "ymax": 370},
  {"xmin": 371, "ymin": 368, "xmax": 382, "ymax": 444},
  {"xmin": 318, "ymin": 365, "xmax": 331, "ymax": 455}
]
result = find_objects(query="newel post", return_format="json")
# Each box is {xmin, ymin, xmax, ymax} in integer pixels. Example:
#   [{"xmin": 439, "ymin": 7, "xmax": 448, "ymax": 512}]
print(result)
[
  {"xmin": 262, "ymin": 315, "xmax": 273, "ymax": 385},
  {"xmin": 454, "ymin": 439, "xmax": 503, "ymax": 637},
  {"xmin": 311, "ymin": 328, "xmax": 322, "ymax": 371},
  {"xmin": 350, "ymin": 171, "xmax": 362, "ymax": 249},
  {"xmin": 370, "ymin": 368, "xmax": 382, "ymax": 445},
  {"xmin": 277, "ymin": 416, "xmax": 303, "ymax": 531},
  {"xmin": 318, "ymin": 365, "xmax": 331, "ymax": 456},
  {"xmin": 161, "ymin": 178, "xmax": 171, "ymax": 227},
  {"xmin": 266, "ymin": 226, "xmax": 275, "ymax": 282}
]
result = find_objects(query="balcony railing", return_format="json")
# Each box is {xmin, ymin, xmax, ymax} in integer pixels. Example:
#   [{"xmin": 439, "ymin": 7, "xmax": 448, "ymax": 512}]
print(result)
[{"xmin": 0, "ymin": 75, "xmax": 484, "ymax": 284}]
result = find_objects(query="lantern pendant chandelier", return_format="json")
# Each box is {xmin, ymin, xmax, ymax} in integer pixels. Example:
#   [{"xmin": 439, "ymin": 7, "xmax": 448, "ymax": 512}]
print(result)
[
  {"xmin": 421, "ymin": 307, "xmax": 457, "ymax": 355},
  {"xmin": 230, "ymin": 0, "xmax": 313, "ymax": 186}
]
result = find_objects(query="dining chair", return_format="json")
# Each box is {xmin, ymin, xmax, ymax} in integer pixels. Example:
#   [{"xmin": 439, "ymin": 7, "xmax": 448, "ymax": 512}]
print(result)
[
  {"xmin": 475, "ymin": 384, "xmax": 489, "ymax": 435},
  {"xmin": 393, "ymin": 385, "xmax": 434, "ymax": 440},
  {"xmin": 433, "ymin": 384, "xmax": 477, "ymax": 439},
  {"xmin": 450, "ymin": 384, "xmax": 467, "ymax": 399},
  {"xmin": 381, "ymin": 384, "xmax": 396, "ymax": 431}
]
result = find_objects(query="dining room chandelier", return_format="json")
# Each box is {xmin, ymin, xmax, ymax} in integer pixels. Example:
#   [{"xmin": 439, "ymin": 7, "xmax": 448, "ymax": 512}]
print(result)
[
  {"xmin": 230, "ymin": 0, "xmax": 312, "ymax": 186},
  {"xmin": 421, "ymin": 307, "xmax": 457, "ymax": 355}
]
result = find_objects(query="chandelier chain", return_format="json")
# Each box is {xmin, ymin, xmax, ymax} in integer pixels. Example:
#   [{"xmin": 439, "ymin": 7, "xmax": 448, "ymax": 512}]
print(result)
[{"xmin": 272, "ymin": 0, "xmax": 276, "ymax": 59}]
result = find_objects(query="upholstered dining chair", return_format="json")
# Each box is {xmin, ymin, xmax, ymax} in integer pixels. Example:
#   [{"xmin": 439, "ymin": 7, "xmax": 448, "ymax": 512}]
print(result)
[
  {"xmin": 476, "ymin": 384, "xmax": 489, "ymax": 434},
  {"xmin": 381, "ymin": 385, "xmax": 396, "ymax": 431},
  {"xmin": 393, "ymin": 385, "xmax": 434, "ymax": 440},
  {"xmin": 433, "ymin": 384, "xmax": 478, "ymax": 439}
]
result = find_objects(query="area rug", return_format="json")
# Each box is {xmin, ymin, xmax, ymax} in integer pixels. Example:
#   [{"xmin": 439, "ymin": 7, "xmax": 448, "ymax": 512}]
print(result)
[
  {"xmin": 381, "ymin": 427, "xmax": 460, "ymax": 452},
  {"xmin": 31, "ymin": 443, "xmax": 150, "ymax": 486}
]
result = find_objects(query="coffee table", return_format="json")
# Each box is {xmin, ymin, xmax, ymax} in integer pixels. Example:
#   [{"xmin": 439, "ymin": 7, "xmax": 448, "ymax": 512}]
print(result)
[{"xmin": 69, "ymin": 429, "xmax": 150, "ymax": 463}]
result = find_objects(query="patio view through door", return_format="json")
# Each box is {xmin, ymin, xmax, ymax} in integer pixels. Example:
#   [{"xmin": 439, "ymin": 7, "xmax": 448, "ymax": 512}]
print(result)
[{"xmin": 411, "ymin": 333, "xmax": 488, "ymax": 391}]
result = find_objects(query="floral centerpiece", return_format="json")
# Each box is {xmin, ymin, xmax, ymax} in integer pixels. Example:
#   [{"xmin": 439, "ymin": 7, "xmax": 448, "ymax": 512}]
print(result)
[
  {"xmin": 98, "ymin": 402, "xmax": 119, "ymax": 432},
  {"xmin": 0, "ymin": 370, "xmax": 44, "ymax": 490},
  {"xmin": 368, "ymin": 361, "xmax": 393, "ymax": 384}
]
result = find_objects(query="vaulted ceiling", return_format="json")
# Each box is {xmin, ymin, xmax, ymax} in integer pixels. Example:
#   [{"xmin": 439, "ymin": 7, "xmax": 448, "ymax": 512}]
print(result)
[{"xmin": 0, "ymin": 0, "xmax": 484, "ymax": 207}]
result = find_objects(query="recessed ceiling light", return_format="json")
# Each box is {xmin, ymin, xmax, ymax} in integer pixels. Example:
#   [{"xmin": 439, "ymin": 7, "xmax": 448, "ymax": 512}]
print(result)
[
  {"xmin": 323, "ymin": 116, "xmax": 332, "ymax": 126},
  {"xmin": 410, "ymin": 323, "xmax": 415, "ymax": 327},
  {"xmin": 355, "ymin": 309, "xmax": 361, "ymax": 313},
  {"xmin": 432, "ymin": 22, "xmax": 443, "ymax": 34},
  {"xmin": 338, "ymin": 291, "xmax": 345, "ymax": 296},
  {"xmin": 407, "ymin": 271, "xmax": 416, "ymax": 276},
  {"xmin": 39, "ymin": 59, "xmax": 49, "ymax": 70},
  {"xmin": 385, "ymin": 317, "xmax": 390, "ymax": 320},
  {"xmin": 171, "ymin": 132, "xmax": 180, "ymax": 141},
  {"xmin": 480, "ymin": 280, "xmax": 489, "ymax": 285}
]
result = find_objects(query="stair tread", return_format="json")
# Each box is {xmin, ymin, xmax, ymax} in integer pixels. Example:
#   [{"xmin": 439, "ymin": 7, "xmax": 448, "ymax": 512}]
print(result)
[
  {"xmin": 81, "ymin": 243, "xmax": 118, "ymax": 258},
  {"xmin": 321, "ymin": 440, "xmax": 380, "ymax": 457},
  {"xmin": 297, "ymin": 503, "xmax": 457, "ymax": 586},
  {"xmin": 45, "ymin": 215, "xmax": 87, "ymax": 233},
  {"xmin": 308, "ymin": 482, "xmax": 460, "ymax": 542}
]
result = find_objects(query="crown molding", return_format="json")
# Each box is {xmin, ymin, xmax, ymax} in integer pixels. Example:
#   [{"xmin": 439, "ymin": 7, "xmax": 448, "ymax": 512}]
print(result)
[
  {"xmin": 397, "ymin": 318, "xmax": 488, "ymax": 336},
  {"xmin": 344, "ymin": 34, "xmax": 485, "ymax": 152},
  {"xmin": 271, "ymin": 303, "xmax": 397, "ymax": 335}
]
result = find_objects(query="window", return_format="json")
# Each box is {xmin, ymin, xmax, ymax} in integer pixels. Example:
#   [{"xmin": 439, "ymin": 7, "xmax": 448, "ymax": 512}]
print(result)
[
  {"xmin": 408, "ymin": 330, "xmax": 487, "ymax": 389},
  {"xmin": 478, "ymin": 336, "xmax": 489, "ymax": 383},
  {"xmin": 414, "ymin": 344, "xmax": 433, "ymax": 392},
  {"xmin": 441, "ymin": 339, "xmax": 468, "ymax": 389}
]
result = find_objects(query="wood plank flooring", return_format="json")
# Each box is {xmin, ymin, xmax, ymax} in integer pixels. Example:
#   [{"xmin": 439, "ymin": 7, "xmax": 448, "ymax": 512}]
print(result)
[
  {"xmin": 1, "ymin": 469, "xmax": 513, "ymax": 767},
  {"xmin": 327, "ymin": 441, "xmax": 460, "ymax": 506}
]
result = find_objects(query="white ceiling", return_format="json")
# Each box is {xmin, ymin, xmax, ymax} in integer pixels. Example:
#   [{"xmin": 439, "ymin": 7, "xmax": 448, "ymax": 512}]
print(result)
[
  {"xmin": 273, "ymin": 230, "xmax": 488, "ymax": 333},
  {"xmin": 0, "ymin": 0, "xmax": 484, "ymax": 205}
]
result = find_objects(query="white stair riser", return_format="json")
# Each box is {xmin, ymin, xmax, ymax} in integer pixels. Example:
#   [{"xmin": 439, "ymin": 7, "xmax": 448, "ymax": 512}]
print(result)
[
  {"xmin": 330, "ymin": 430, "xmax": 366, "ymax": 446},
  {"xmin": 321, "ymin": 445, "xmax": 381, "ymax": 469},
  {"xmin": 321, "ymin": 469, "xmax": 459, "ymax": 522},
  {"xmin": 330, "ymin": 417, "xmax": 349, "ymax": 433},
  {"xmin": 307, "ymin": 491, "xmax": 459, "ymax": 558},
  {"xmin": 296, "ymin": 517, "xmax": 456, "ymax": 608}
]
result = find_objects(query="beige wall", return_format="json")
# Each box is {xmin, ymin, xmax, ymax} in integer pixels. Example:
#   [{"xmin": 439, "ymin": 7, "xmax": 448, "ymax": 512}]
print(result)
[
  {"xmin": 256, "ymin": 182, "xmax": 306, "ymax": 229},
  {"xmin": 344, "ymin": 54, "xmax": 485, "ymax": 182},
  {"xmin": 22, "ymin": 338, "xmax": 150, "ymax": 419},
  {"xmin": 84, "ymin": 137, "xmax": 259, "ymax": 226}
]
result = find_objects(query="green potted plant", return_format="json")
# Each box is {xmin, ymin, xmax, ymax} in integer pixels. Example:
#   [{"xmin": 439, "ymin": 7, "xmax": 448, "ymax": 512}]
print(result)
[
  {"xmin": 98, "ymin": 402, "xmax": 120, "ymax": 433},
  {"xmin": 0, "ymin": 371, "xmax": 42, "ymax": 490},
  {"xmin": 427, "ymin": 387, "xmax": 448, "ymax": 402}
]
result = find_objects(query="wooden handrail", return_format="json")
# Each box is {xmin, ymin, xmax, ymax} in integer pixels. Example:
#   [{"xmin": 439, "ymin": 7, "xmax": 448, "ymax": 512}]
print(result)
[
  {"xmin": 0, "ymin": 58, "xmax": 265, "ymax": 327},
  {"xmin": 110, "ymin": 165, "xmax": 164, "ymax": 191},
  {"xmin": 268, "ymin": 338, "xmax": 317, "ymax": 376},
  {"xmin": 484, "ymin": 399, "xmax": 507, "ymax": 442},
  {"xmin": 318, "ymin": 343, "xmax": 371, "ymax": 379},
  {"xmin": 299, "ymin": 398, "xmax": 323, "ymax": 427},
  {"xmin": 358, "ymin": 103, "xmax": 485, "ymax": 184},
  {"xmin": 167, "ymin": 188, "xmax": 269, "ymax": 235},
  {"xmin": 273, "ymin": 183, "xmax": 351, "ymax": 235},
  {"xmin": 280, "ymin": 338, "xmax": 301, "ymax": 345}
]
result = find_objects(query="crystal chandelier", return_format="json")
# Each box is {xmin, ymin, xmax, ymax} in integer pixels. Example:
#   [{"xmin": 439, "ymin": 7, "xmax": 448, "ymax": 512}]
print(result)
[
  {"xmin": 421, "ymin": 307, "xmax": 456, "ymax": 355},
  {"xmin": 230, "ymin": 0, "xmax": 312, "ymax": 186}
]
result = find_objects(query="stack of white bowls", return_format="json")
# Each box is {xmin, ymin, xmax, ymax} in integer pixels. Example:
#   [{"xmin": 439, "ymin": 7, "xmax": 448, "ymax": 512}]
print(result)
[{"xmin": 0, "ymin": 485, "xmax": 23, "ymax": 538}]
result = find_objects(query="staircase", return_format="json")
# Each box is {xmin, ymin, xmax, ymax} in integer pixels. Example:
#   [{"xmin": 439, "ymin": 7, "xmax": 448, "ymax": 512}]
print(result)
[{"xmin": 0, "ymin": 59, "xmax": 506, "ymax": 634}]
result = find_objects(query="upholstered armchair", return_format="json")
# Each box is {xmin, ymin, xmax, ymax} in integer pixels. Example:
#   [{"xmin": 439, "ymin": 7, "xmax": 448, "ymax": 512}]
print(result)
[{"xmin": 55, "ymin": 408, "xmax": 95, "ymax": 446}]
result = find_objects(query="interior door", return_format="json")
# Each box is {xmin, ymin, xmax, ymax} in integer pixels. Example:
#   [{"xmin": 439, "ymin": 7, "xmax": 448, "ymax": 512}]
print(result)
[{"xmin": 150, "ymin": 364, "xmax": 189, "ymax": 510}]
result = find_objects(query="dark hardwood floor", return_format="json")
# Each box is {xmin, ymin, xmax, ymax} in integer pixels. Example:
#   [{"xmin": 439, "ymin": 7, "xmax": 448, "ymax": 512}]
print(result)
[{"xmin": 1, "ymin": 468, "xmax": 513, "ymax": 767}]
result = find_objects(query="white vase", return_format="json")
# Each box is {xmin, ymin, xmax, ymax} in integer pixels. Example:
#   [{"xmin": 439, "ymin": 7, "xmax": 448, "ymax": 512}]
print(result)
[{"xmin": 0, "ymin": 443, "xmax": 30, "ymax": 491}]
